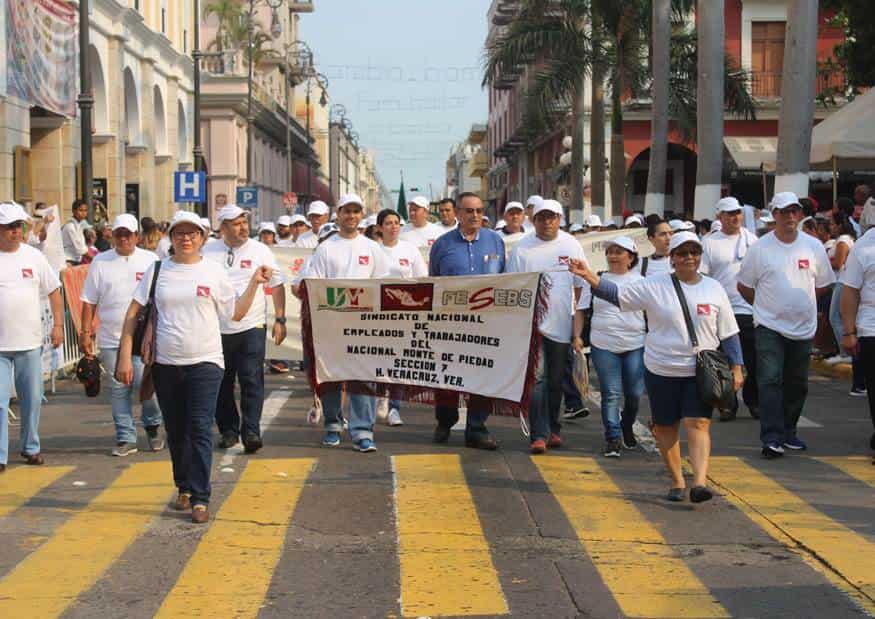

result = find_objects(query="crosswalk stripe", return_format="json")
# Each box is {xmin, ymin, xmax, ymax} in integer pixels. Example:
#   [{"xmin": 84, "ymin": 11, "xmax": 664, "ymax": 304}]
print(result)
[
  {"xmin": 0, "ymin": 461, "xmax": 171, "ymax": 617},
  {"xmin": 393, "ymin": 454, "xmax": 508, "ymax": 617},
  {"xmin": 817, "ymin": 456, "xmax": 875, "ymax": 488},
  {"xmin": 0, "ymin": 465, "xmax": 74, "ymax": 520},
  {"xmin": 154, "ymin": 458, "xmax": 315, "ymax": 619},
  {"xmin": 535, "ymin": 457, "xmax": 729, "ymax": 618},
  {"xmin": 709, "ymin": 457, "xmax": 875, "ymax": 613}
]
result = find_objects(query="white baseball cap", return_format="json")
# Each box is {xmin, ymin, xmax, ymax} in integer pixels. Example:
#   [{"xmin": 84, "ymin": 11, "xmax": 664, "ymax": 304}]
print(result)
[
  {"xmin": 504, "ymin": 201, "xmax": 524, "ymax": 213},
  {"xmin": 533, "ymin": 199, "xmax": 563, "ymax": 217},
  {"xmin": 0, "ymin": 201, "xmax": 30, "ymax": 225},
  {"xmin": 606, "ymin": 235, "xmax": 639, "ymax": 254},
  {"xmin": 307, "ymin": 200, "xmax": 330, "ymax": 216},
  {"xmin": 337, "ymin": 193, "xmax": 364, "ymax": 210},
  {"xmin": 200, "ymin": 217, "xmax": 213, "ymax": 230},
  {"xmin": 669, "ymin": 230, "xmax": 703, "ymax": 253},
  {"xmin": 569, "ymin": 223, "xmax": 584, "ymax": 233},
  {"xmin": 276, "ymin": 215, "xmax": 293, "ymax": 226},
  {"xmin": 495, "ymin": 220, "xmax": 507, "ymax": 230},
  {"xmin": 482, "ymin": 215, "xmax": 490, "ymax": 223},
  {"xmin": 258, "ymin": 222, "xmax": 277, "ymax": 234},
  {"xmin": 217, "ymin": 205, "xmax": 247, "ymax": 223},
  {"xmin": 710, "ymin": 220, "xmax": 723, "ymax": 232},
  {"xmin": 290, "ymin": 214, "xmax": 310, "ymax": 227},
  {"xmin": 168, "ymin": 210, "xmax": 208, "ymax": 233},
  {"xmin": 526, "ymin": 195, "xmax": 543, "ymax": 208},
  {"xmin": 585, "ymin": 214, "xmax": 603, "ymax": 227},
  {"xmin": 715, "ymin": 197, "xmax": 743, "ymax": 213},
  {"xmin": 408, "ymin": 196, "xmax": 429, "ymax": 210},
  {"xmin": 759, "ymin": 211, "xmax": 776, "ymax": 224},
  {"xmin": 112, "ymin": 213, "xmax": 138, "ymax": 232},
  {"xmin": 318, "ymin": 223, "xmax": 337, "ymax": 240},
  {"xmin": 770, "ymin": 191, "xmax": 802, "ymax": 211},
  {"xmin": 624, "ymin": 214, "xmax": 643, "ymax": 227}
]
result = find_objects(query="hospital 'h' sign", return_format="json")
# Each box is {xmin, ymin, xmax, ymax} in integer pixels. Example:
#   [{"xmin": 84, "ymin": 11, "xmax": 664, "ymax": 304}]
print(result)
[{"xmin": 173, "ymin": 171, "xmax": 206, "ymax": 203}]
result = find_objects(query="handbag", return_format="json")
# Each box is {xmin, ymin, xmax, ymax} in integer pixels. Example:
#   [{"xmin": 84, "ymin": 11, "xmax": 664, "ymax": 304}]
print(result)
[
  {"xmin": 132, "ymin": 261, "xmax": 161, "ymax": 358},
  {"xmin": 670, "ymin": 274, "xmax": 735, "ymax": 409}
]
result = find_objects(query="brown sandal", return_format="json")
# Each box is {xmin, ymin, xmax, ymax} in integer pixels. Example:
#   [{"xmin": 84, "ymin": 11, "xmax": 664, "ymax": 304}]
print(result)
[{"xmin": 21, "ymin": 453, "xmax": 44, "ymax": 466}]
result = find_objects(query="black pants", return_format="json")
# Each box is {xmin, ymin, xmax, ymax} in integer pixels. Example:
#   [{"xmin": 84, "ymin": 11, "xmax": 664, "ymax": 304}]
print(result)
[
  {"xmin": 858, "ymin": 337, "xmax": 875, "ymax": 431},
  {"xmin": 734, "ymin": 314, "xmax": 759, "ymax": 411},
  {"xmin": 216, "ymin": 327, "xmax": 266, "ymax": 439}
]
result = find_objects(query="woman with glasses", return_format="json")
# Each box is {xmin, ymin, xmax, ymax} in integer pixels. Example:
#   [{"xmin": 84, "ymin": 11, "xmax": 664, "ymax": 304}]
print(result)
[
  {"xmin": 570, "ymin": 231, "xmax": 744, "ymax": 503},
  {"xmin": 115, "ymin": 211, "xmax": 270, "ymax": 524}
]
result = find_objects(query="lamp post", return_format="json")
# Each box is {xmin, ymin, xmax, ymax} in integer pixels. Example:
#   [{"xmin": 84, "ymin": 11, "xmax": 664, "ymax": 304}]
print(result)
[
  {"xmin": 192, "ymin": 0, "xmax": 205, "ymax": 216},
  {"xmin": 78, "ymin": 0, "xmax": 94, "ymax": 221},
  {"xmin": 304, "ymin": 69, "xmax": 328, "ymax": 206},
  {"xmin": 283, "ymin": 41, "xmax": 313, "ymax": 208}
]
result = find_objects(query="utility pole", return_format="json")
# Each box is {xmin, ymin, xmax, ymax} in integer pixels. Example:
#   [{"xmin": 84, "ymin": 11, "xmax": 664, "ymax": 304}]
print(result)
[
  {"xmin": 78, "ymin": 0, "xmax": 94, "ymax": 221},
  {"xmin": 246, "ymin": 0, "xmax": 256, "ymax": 187},
  {"xmin": 192, "ymin": 0, "xmax": 205, "ymax": 216}
]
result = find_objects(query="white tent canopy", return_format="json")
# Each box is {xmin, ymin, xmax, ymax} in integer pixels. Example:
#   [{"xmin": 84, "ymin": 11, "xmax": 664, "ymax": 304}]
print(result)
[{"xmin": 809, "ymin": 88, "xmax": 875, "ymax": 171}]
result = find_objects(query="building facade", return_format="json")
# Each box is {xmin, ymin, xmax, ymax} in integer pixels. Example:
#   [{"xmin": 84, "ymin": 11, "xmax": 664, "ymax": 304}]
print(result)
[
  {"xmin": 329, "ymin": 121, "xmax": 359, "ymax": 204},
  {"xmin": 446, "ymin": 123, "xmax": 488, "ymax": 202}
]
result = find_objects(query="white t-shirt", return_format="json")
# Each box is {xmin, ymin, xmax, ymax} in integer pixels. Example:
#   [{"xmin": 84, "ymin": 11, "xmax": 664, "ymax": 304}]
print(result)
[
  {"xmin": 578, "ymin": 271, "xmax": 646, "ymax": 353},
  {"xmin": 155, "ymin": 236, "xmax": 171, "ymax": 259},
  {"xmin": 737, "ymin": 231, "xmax": 835, "ymax": 340},
  {"xmin": 500, "ymin": 229, "xmax": 528, "ymax": 248},
  {"xmin": 700, "ymin": 228, "xmax": 759, "ymax": 315},
  {"xmin": 640, "ymin": 254, "xmax": 671, "ymax": 277},
  {"xmin": 617, "ymin": 273, "xmax": 738, "ymax": 377},
  {"xmin": 829, "ymin": 234, "xmax": 855, "ymax": 274},
  {"xmin": 400, "ymin": 222, "xmax": 444, "ymax": 248},
  {"xmin": 307, "ymin": 234, "xmax": 390, "ymax": 279},
  {"xmin": 293, "ymin": 231, "xmax": 319, "ymax": 249},
  {"xmin": 275, "ymin": 237, "xmax": 296, "ymax": 248},
  {"xmin": 202, "ymin": 238, "xmax": 284, "ymax": 334},
  {"xmin": 437, "ymin": 221, "xmax": 458, "ymax": 233},
  {"xmin": 523, "ymin": 220, "xmax": 535, "ymax": 233},
  {"xmin": 507, "ymin": 231, "xmax": 587, "ymax": 343},
  {"xmin": 133, "ymin": 258, "xmax": 236, "ymax": 368},
  {"xmin": 380, "ymin": 240, "xmax": 428, "ymax": 278},
  {"xmin": 0, "ymin": 244, "xmax": 61, "ymax": 351},
  {"xmin": 80, "ymin": 248, "xmax": 159, "ymax": 349},
  {"xmin": 62, "ymin": 219, "xmax": 87, "ymax": 262},
  {"xmin": 840, "ymin": 232, "xmax": 875, "ymax": 336}
]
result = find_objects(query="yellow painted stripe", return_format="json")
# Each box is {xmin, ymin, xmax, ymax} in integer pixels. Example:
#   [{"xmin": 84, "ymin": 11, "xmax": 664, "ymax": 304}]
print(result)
[
  {"xmin": 155, "ymin": 458, "xmax": 315, "ymax": 618},
  {"xmin": 818, "ymin": 456, "xmax": 875, "ymax": 488},
  {"xmin": 0, "ymin": 465, "xmax": 74, "ymax": 519},
  {"xmin": 710, "ymin": 457, "xmax": 875, "ymax": 612},
  {"xmin": 0, "ymin": 461, "xmax": 172, "ymax": 617},
  {"xmin": 536, "ymin": 457, "xmax": 728, "ymax": 618},
  {"xmin": 393, "ymin": 454, "xmax": 508, "ymax": 617}
]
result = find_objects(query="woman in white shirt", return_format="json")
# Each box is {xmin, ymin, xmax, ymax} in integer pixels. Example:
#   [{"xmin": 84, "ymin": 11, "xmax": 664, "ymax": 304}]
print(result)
[
  {"xmin": 641, "ymin": 220, "xmax": 672, "ymax": 277},
  {"xmin": 571, "ymin": 237, "xmax": 646, "ymax": 458},
  {"xmin": 376, "ymin": 209, "xmax": 428, "ymax": 426},
  {"xmin": 570, "ymin": 232, "xmax": 744, "ymax": 504},
  {"xmin": 115, "ymin": 211, "xmax": 269, "ymax": 524}
]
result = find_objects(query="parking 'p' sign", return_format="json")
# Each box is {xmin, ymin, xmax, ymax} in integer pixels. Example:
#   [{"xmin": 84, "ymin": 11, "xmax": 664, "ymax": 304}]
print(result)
[{"xmin": 237, "ymin": 186, "xmax": 258, "ymax": 209}]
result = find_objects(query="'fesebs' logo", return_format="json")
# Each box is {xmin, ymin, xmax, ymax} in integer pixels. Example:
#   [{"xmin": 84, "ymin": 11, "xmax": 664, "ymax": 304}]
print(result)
[
  {"xmin": 135, "ymin": 272, "xmax": 144, "ymax": 281},
  {"xmin": 442, "ymin": 287, "xmax": 534, "ymax": 311},
  {"xmin": 381, "ymin": 283, "xmax": 434, "ymax": 311},
  {"xmin": 196, "ymin": 285, "xmax": 210, "ymax": 298},
  {"xmin": 358, "ymin": 256, "xmax": 370, "ymax": 266},
  {"xmin": 798, "ymin": 259, "xmax": 810, "ymax": 269},
  {"xmin": 697, "ymin": 304, "xmax": 711, "ymax": 316},
  {"xmin": 240, "ymin": 259, "xmax": 252, "ymax": 269},
  {"xmin": 21, "ymin": 268, "xmax": 33, "ymax": 279},
  {"xmin": 318, "ymin": 287, "xmax": 373, "ymax": 312}
]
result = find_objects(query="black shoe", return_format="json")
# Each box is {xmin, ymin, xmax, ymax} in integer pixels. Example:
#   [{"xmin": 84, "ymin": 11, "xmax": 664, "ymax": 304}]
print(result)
[
  {"xmin": 464, "ymin": 433, "xmax": 498, "ymax": 450},
  {"xmin": 218, "ymin": 431, "xmax": 239, "ymax": 449},
  {"xmin": 718, "ymin": 408, "xmax": 736, "ymax": 422},
  {"xmin": 870, "ymin": 432, "xmax": 875, "ymax": 451},
  {"xmin": 562, "ymin": 406, "xmax": 590, "ymax": 420},
  {"xmin": 748, "ymin": 406, "xmax": 760, "ymax": 420},
  {"xmin": 762, "ymin": 442, "xmax": 785, "ymax": 459},
  {"xmin": 0, "ymin": 463, "xmax": 6, "ymax": 473},
  {"xmin": 243, "ymin": 434, "xmax": 263, "ymax": 454},
  {"xmin": 690, "ymin": 486, "xmax": 713, "ymax": 503},
  {"xmin": 621, "ymin": 425, "xmax": 637, "ymax": 449},
  {"xmin": 603, "ymin": 440, "xmax": 621, "ymax": 458},
  {"xmin": 666, "ymin": 487, "xmax": 685, "ymax": 502},
  {"xmin": 433, "ymin": 425, "xmax": 451, "ymax": 444}
]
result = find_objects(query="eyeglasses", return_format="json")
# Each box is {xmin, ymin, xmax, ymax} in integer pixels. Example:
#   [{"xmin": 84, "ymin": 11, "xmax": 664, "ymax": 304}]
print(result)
[
  {"xmin": 171, "ymin": 229, "xmax": 201, "ymax": 240},
  {"xmin": 462, "ymin": 208, "xmax": 485, "ymax": 216},
  {"xmin": 674, "ymin": 249, "xmax": 702, "ymax": 258},
  {"xmin": 0, "ymin": 221, "xmax": 24, "ymax": 230},
  {"xmin": 226, "ymin": 247, "xmax": 234, "ymax": 267}
]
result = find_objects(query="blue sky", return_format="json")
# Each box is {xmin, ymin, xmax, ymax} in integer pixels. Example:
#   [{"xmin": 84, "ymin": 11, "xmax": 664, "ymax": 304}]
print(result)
[{"xmin": 301, "ymin": 0, "xmax": 491, "ymax": 203}]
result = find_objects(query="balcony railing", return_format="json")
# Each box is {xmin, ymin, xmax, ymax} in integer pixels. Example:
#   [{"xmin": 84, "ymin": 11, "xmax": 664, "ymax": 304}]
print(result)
[{"xmin": 750, "ymin": 70, "xmax": 846, "ymax": 99}]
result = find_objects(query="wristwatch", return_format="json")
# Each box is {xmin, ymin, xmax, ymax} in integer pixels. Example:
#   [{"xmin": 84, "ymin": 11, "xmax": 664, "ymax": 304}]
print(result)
[{"xmin": 274, "ymin": 317, "xmax": 287, "ymax": 325}]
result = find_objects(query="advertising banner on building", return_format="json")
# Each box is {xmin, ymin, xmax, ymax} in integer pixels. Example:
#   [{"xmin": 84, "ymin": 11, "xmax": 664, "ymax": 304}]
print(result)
[
  {"xmin": 300, "ymin": 272, "xmax": 544, "ymax": 412},
  {"xmin": 6, "ymin": 0, "xmax": 78, "ymax": 117}
]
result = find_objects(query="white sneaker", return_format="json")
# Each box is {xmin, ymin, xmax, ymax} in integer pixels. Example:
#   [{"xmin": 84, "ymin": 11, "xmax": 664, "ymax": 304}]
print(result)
[
  {"xmin": 826, "ymin": 354, "xmax": 852, "ymax": 365},
  {"xmin": 387, "ymin": 408, "xmax": 403, "ymax": 426}
]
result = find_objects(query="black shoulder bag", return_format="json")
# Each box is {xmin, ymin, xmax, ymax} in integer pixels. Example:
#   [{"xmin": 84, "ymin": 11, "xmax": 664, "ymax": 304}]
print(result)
[
  {"xmin": 132, "ymin": 261, "xmax": 161, "ymax": 358},
  {"xmin": 670, "ymin": 274, "xmax": 734, "ymax": 409}
]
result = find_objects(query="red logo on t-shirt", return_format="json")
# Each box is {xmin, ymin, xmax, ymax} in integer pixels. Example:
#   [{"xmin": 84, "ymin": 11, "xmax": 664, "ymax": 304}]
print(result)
[
  {"xmin": 697, "ymin": 304, "xmax": 711, "ymax": 315},
  {"xmin": 399, "ymin": 258, "xmax": 410, "ymax": 266},
  {"xmin": 196, "ymin": 285, "xmax": 210, "ymax": 298},
  {"xmin": 21, "ymin": 268, "xmax": 33, "ymax": 279},
  {"xmin": 558, "ymin": 256, "xmax": 570, "ymax": 265},
  {"xmin": 135, "ymin": 272, "xmax": 144, "ymax": 281},
  {"xmin": 358, "ymin": 256, "xmax": 370, "ymax": 265},
  {"xmin": 428, "ymin": 239, "xmax": 436, "ymax": 246},
  {"xmin": 240, "ymin": 259, "xmax": 252, "ymax": 269},
  {"xmin": 798, "ymin": 259, "xmax": 810, "ymax": 269}
]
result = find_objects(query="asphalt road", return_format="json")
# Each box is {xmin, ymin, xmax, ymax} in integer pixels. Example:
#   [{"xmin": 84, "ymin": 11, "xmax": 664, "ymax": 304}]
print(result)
[{"xmin": 1, "ymin": 369, "xmax": 873, "ymax": 618}]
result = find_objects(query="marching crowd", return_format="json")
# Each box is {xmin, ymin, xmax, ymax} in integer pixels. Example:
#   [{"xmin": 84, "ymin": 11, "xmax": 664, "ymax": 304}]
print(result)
[{"xmin": 1, "ymin": 183, "xmax": 874, "ymax": 522}]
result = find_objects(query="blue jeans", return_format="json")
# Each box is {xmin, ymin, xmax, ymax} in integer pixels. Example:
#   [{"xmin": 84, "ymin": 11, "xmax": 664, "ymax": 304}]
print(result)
[
  {"xmin": 829, "ymin": 283, "xmax": 865, "ymax": 390},
  {"xmin": 562, "ymin": 345, "xmax": 585, "ymax": 410},
  {"xmin": 98, "ymin": 348, "xmax": 162, "ymax": 443},
  {"xmin": 0, "ymin": 348, "xmax": 43, "ymax": 464},
  {"xmin": 528, "ymin": 336, "xmax": 569, "ymax": 442},
  {"xmin": 590, "ymin": 346, "xmax": 645, "ymax": 441},
  {"xmin": 755, "ymin": 326, "xmax": 812, "ymax": 446},
  {"xmin": 322, "ymin": 384, "xmax": 376, "ymax": 442},
  {"xmin": 152, "ymin": 362, "xmax": 223, "ymax": 506},
  {"xmin": 217, "ymin": 327, "xmax": 266, "ymax": 439}
]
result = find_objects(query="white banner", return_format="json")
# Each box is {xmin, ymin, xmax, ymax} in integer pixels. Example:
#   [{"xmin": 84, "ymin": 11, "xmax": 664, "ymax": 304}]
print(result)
[{"xmin": 302, "ymin": 272, "xmax": 542, "ymax": 404}]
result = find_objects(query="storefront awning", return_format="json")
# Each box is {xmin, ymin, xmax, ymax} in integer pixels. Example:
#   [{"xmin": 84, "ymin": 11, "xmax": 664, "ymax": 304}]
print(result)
[{"xmin": 724, "ymin": 137, "xmax": 777, "ymax": 171}]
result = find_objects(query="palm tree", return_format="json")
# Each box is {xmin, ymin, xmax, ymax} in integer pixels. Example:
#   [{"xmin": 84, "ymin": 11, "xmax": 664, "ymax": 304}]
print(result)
[
  {"xmin": 775, "ymin": 0, "xmax": 819, "ymax": 196},
  {"xmin": 644, "ymin": 0, "xmax": 671, "ymax": 216},
  {"xmin": 694, "ymin": 0, "xmax": 724, "ymax": 220},
  {"xmin": 203, "ymin": 0, "xmax": 243, "ymax": 52}
]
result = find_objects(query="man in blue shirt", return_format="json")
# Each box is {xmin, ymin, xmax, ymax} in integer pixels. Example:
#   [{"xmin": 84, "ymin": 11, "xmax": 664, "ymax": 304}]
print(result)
[{"xmin": 428, "ymin": 192, "xmax": 505, "ymax": 449}]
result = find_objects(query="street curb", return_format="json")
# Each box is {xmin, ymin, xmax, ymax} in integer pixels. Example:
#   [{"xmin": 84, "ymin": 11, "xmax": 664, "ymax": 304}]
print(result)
[{"xmin": 811, "ymin": 358, "xmax": 852, "ymax": 379}]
